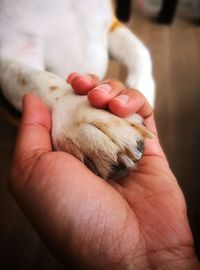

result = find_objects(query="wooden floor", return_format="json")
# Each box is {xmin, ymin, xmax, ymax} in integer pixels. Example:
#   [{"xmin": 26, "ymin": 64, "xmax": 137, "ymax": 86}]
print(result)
[
  {"xmin": 134, "ymin": 10, "xmax": 200, "ymax": 257},
  {"xmin": 1, "ymin": 8, "xmax": 200, "ymax": 269}
]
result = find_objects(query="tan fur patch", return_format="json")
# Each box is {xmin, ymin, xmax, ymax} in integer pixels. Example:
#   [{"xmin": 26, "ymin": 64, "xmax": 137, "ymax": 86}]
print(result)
[
  {"xmin": 109, "ymin": 17, "xmax": 124, "ymax": 32},
  {"xmin": 54, "ymin": 97, "xmax": 60, "ymax": 102},
  {"xmin": 49, "ymin": 85, "xmax": 59, "ymax": 91},
  {"xmin": 17, "ymin": 73, "xmax": 28, "ymax": 86},
  {"xmin": 108, "ymin": 0, "xmax": 124, "ymax": 32},
  {"xmin": 93, "ymin": 119, "xmax": 123, "ymax": 130},
  {"xmin": 62, "ymin": 137, "xmax": 83, "ymax": 161},
  {"xmin": 130, "ymin": 123, "xmax": 155, "ymax": 139},
  {"xmin": 78, "ymin": 118, "xmax": 123, "ymax": 131}
]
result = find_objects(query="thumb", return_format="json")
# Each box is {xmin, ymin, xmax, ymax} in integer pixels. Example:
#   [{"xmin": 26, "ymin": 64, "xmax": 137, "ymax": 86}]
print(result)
[{"xmin": 9, "ymin": 93, "xmax": 52, "ymax": 193}]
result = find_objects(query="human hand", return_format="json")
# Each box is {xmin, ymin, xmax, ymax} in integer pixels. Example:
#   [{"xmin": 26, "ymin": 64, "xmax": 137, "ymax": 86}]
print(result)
[{"xmin": 8, "ymin": 74, "xmax": 200, "ymax": 269}]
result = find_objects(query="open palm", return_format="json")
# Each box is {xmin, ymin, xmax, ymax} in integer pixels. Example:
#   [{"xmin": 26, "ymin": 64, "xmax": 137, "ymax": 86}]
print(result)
[{"xmin": 9, "ymin": 76, "xmax": 199, "ymax": 269}]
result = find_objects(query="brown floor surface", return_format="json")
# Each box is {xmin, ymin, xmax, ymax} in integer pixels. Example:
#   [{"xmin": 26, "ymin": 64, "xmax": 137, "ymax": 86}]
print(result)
[
  {"xmin": 1, "ymin": 8, "xmax": 200, "ymax": 270},
  {"xmin": 133, "ymin": 11, "xmax": 200, "ymax": 257}
]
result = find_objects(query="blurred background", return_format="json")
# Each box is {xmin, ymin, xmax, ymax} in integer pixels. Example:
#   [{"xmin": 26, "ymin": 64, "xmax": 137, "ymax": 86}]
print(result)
[
  {"xmin": 108, "ymin": 0, "xmax": 200, "ymax": 260},
  {"xmin": 1, "ymin": 0, "xmax": 200, "ymax": 268}
]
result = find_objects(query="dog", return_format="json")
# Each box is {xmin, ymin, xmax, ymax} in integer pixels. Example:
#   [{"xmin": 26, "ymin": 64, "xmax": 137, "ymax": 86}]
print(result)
[{"xmin": 0, "ymin": 0, "xmax": 155, "ymax": 179}]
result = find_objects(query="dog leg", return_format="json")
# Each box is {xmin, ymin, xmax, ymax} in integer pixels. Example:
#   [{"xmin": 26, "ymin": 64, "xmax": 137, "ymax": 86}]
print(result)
[
  {"xmin": 0, "ymin": 37, "xmax": 152, "ymax": 180},
  {"xmin": 108, "ymin": 23, "xmax": 155, "ymax": 106},
  {"xmin": 0, "ymin": 36, "xmax": 70, "ymax": 111}
]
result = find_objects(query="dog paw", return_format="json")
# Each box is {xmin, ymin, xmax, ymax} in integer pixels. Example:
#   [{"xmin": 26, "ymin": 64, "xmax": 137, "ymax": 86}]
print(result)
[{"xmin": 52, "ymin": 94, "xmax": 153, "ymax": 180}]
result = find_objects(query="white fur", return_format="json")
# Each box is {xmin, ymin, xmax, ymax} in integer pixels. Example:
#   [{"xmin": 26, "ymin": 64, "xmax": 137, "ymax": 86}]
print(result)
[
  {"xmin": 0, "ymin": 0, "xmax": 154, "ymax": 179},
  {"xmin": 109, "ymin": 27, "xmax": 155, "ymax": 106}
]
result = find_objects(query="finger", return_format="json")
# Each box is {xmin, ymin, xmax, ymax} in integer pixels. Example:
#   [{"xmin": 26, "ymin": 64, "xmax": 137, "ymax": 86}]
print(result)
[
  {"xmin": 108, "ymin": 88, "xmax": 153, "ymax": 119},
  {"xmin": 9, "ymin": 94, "xmax": 52, "ymax": 187},
  {"xmin": 67, "ymin": 73, "xmax": 100, "ymax": 94},
  {"xmin": 107, "ymin": 89, "xmax": 164, "ymax": 158},
  {"xmin": 87, "ymin": 79, "xmax": 125, "ymax": 108},
  {"xmin": 66, "ymin": 72, "xmax": 80, "ymax": 84}
]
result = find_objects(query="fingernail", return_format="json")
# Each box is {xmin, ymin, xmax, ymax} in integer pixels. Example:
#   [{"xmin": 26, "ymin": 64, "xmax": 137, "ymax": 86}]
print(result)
[
  {"xmin": 94, "ymin": 84, "xmax": 112, "ymax": 93},
  {"xmin": 82, "ymin": 74, "xmax": 92, "ymax": 82},
  {"xmin": 115, "ymin": 95, "xmax": 129, "ymax": 104}
]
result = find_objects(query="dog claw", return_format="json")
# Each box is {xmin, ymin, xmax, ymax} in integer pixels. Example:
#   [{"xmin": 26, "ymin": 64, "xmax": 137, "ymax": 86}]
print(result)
[
  {"xmin": 118, "ymin": 153, "xmax": 135, "ymax": 169},
  {"xmin": 128, "ymin": 146, "xmax": 143, "ymax": 161},
  {"xmin": 84, "ymin": 157, "xmax": 99, "ymax": 175},
  {"xmin": 137, "ymin": 140, "xmax": 144, "ymax": 154},
  {"xmin": 108, "ymin": 164, "xmax": 128, "ymax": 179},
  {"xmin": 107, "ymin": 154, "xmax": 134, "ymax": 179}
]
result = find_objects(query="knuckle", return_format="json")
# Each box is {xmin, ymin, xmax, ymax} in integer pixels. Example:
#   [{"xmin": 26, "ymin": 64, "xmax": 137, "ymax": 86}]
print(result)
[{"xmin": 89, "ymin": 74, "xmax": 100, "ymax": 81}]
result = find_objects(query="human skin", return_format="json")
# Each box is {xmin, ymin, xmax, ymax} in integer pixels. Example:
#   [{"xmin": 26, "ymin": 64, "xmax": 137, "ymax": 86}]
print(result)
[{"xmin": 8, "ymin": 74, "xmax": 200, "ymax": 269}]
